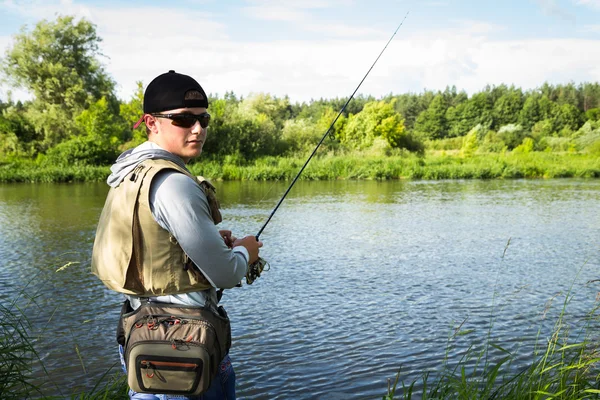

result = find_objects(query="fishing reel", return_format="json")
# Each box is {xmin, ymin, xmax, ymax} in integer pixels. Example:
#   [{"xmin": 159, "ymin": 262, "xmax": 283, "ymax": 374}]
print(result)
[{"xmin": 246, "ymin": 257, "xmax": 269, "ymax": 285}]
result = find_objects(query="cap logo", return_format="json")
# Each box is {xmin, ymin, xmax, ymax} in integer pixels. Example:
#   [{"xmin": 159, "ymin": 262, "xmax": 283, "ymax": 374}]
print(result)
[{"xmin": 184, "ymin": 90, "xmax": 205, "ymax": 101}]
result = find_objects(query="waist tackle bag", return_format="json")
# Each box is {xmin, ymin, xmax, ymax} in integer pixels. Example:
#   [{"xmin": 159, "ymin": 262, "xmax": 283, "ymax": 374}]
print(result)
[{"xmin": 121, "ymin": 301, "xmax": 231, "ymax": 395}]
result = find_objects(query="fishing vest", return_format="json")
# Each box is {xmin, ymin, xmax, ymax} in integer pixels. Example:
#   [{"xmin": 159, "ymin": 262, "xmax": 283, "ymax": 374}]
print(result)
[{"xmin": 91, "ymin": 159, "xmax": 223, "ymax": 296}]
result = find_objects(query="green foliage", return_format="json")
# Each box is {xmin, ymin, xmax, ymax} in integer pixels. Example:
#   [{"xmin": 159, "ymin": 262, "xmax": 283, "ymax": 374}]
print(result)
[
  {"xmin": 237, "ymin": 93, "xmax": 293, "ymax": 130},
  {"xmin": 460, "ymin": 128, "xmax": 478, "ymax": 156},
  {"xmin": 119, "ymin": 81, "xmax": 145, "ymax": 147},
  {"xmin": 0, "ymin": 105, "xmax": 39, "ymax": 156},
  {"xmin": 555, "ymin": 103, "xmax": 583, "ymax": 131},
  {"xmin": 34, "ymin": 96, "xmax": 123, "ymax": 166},
  {"xmin": 478, "ymin": 130, "xmax": 508, "ymax": 153},
  {"xmin": 202, "ymin": 97, "xmax": 284, "ymax": 161},
  {"xmin": 414, "ymin": 94, "xmax": 448, "ymax": 140},
  {"xmin": 496, "ymin": 124, "xmax": 525, "ymax": 149},
  {"xmin": 425, "ymin": 137, "xmax": 464, "ymax": 151},
  {"xmin": 390, "ymin": 93, "xmax": 425, "ymax": 130},
  {"xmin": 1, "ymin": 15, "xmax": 115, "ymax": 148},
  {"xmin": 2, "ymin": 15, "xmax": 600, "ymax": 166},
  {"xmin": 513, "ymin": 137, "xmax": 535, "ymax": 153},
  {"xmin": 518, "ymin": 96, "xmax": 542, "ymax": 131},
  {"xmin": 43, "ymin": 135, "xmax": 119, "ymax": 166},
  {"xmin": 76, "ymin": 97, "xmax": 125, "ymax": 142},
  {"xmin": 492, "ymin": 88, "xmax": 524, "ymax": 128},
  {"xmin": 585, "ymin": 107, "xmax": 600, "ymax": 121},
  {"xmin": 281, "ymin": 118, "xmax": 322, "ymax": 155},
  {"xmin": 531, "ymin": 119, "xmax": 555, "ymax": 139},
  {"xmin": 340, "ymin": 100, "xmax": 416, "ymax": 151},
  {"xmin": 3, "ymin": 152, "xmax": 599, "ymax": 182}
]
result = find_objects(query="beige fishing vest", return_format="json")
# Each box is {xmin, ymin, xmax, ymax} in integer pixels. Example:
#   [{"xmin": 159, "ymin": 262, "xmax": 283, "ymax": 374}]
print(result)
[{"xmin": 91, "ymin": 159, "xmax": 222, "ymax": 296}]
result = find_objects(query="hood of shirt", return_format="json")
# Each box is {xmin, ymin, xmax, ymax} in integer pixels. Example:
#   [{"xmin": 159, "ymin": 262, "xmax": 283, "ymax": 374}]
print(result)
[{"xmin": 106, "ymin": 142, "xmax": 188, "ymax": 188}]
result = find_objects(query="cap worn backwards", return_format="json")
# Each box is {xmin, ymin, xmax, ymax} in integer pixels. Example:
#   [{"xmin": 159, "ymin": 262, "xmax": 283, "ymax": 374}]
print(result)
[{"xmin": 133, "ymin": 70, "xmax": 208, "ymax": 129}]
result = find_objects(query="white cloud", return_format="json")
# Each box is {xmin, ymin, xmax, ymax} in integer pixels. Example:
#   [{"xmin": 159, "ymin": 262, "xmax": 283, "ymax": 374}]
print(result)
[
  {"xmin": 243, "ymin": 0, "xmax": 350, "ymax": 10},
  {"xmin": 241, "ymin": 1, "xmax": 386, "ymax": 39},
  {"xmin": 534, "ymin": 0, "xmax": 577, "ymax": 21},
  {"xmin": 574, "ymin": 0, "xmax": 600, "ymax": 9},
  {"xmin": 241, "ymin": 0, "xmax": 349, "ymax": 21},
  {"xmin": 580, "ymin": 24, "xmax": 600, "ymax": 32},
  {"xmin": 1, "ymin": 4, "xmax": 600, "ymax": 104}
]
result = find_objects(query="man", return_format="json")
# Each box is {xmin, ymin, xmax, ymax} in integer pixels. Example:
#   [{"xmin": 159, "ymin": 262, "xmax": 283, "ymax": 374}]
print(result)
[{"xmin": 91, "ymin": 70, "xmax": 262, "ymax": 399}]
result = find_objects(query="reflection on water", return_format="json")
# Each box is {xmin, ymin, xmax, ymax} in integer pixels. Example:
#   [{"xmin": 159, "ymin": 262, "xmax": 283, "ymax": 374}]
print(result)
[{"xmin": 0, "ymin": 179, "xmax": 599, "ymax": 398}]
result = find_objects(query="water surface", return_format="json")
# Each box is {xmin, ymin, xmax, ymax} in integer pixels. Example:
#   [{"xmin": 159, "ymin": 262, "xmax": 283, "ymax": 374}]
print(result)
[{"xmin": 0, "ymin": 179, "xmax": 598, "ymax": 398}]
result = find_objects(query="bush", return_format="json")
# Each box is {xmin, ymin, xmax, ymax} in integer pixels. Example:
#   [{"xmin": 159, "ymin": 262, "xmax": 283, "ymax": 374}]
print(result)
[
  {"xmin": 43, "ymin": 135, "xmax": 119, "ymax": 166},
  {"xmin": 426, "ymin": 137, "xmax": 464, "ymax": 151},
  {"xmin": 478, "ymin": 131, "xmax": 508, "ymax": 153},
  {"xmin": 513, "ymin": 137, "xmax": 535, "ymax": 153},
  {"xmin": 539, "ymin": 137, "xmax": 573, "ymax": 152},
  {"xmin": 497, "ymin": 124, "xmax": 525, "ymax": 149}
]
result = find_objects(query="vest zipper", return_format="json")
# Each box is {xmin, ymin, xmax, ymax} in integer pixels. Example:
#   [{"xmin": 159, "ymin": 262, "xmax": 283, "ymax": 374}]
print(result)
[{"xmin": 130, "ymin": 164, "xmax": 146, "ymax": 182}]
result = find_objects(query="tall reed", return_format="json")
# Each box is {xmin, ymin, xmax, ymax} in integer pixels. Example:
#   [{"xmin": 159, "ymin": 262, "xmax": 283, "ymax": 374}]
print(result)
[
  {"xmin": 0, "ymin": 280, "xmax": 128, "ymax": 399},
  {"xmin": 384, "ymin": 275, "xmax": 600, "ymax": 399}
]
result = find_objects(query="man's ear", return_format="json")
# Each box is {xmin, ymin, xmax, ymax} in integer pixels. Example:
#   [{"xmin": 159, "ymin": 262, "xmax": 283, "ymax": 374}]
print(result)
[{"xmin": 145, "ymin": 114, "xmax": 159, "ymax": 134}]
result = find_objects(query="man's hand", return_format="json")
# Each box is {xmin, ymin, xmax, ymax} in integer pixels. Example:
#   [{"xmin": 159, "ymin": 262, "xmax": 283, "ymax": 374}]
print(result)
[
  {"xmin": 233, "ymin": 236, "xmax": 263, "ymax": 265},
  {"xmin": 219, "ymin": 230, "xmax": 236, "ymax": 248}
]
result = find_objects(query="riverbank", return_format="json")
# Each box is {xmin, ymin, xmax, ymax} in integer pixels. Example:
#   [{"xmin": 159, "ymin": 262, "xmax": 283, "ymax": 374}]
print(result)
[{"xmin": 0, "ymin": 152, "xmax": 598, "ymax": 183}]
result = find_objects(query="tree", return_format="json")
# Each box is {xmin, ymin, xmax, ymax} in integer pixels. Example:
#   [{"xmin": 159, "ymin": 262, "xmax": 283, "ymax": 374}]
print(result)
[
  {"xmin": 0, "ymin": 104, "xmax": 38, "ymax": 156},
  {"xmin": 2, "ymin": 15, "xmax": 116, "ymax": 149},
  {"xmin": 281, "ymin": 118, "xmax": 321, "ymax": 155},
  {"xmin": 76, "ymin": 96, "xmax": 124, "ymax": 142},
  {"xmin": 555, "ymin": 82, "xmax": 580, "ymax": 108},
  {"xmin": 203, "ymin": 97, "xmax": 284, "ymax": 160},
  {"xmin": 120, "ymin": 81, "xmax": 145, "ymax": 146},
  {"xmin": 496, "ymin": 124, "xmax": 525, "ymax": 149},
  {"xmin": 414, "ymin": 94, "xmax": 448, "ymax": 140},
  {"xmin": 518, "ymin": 96, "xmax": 542, "ymax": 132},
  {"xmin": 391, "ymin": 93, "xmax": 426, "ymax": 131},
  {"xmin": 585, "ymin": 108, "xmax": 600, "ymax": 122},
  {"xmin": 492, "ymin": 90, "xmax": 524, "ymax": 128},
  {"xmin": 580, "ymin": 83, "xmax": 600, "ymax": 111},
  {"xmin": 554, "ymin": 103, "xmax": 583, "ymax": 132},
  {"xmin": 237, "ymin": 93, "xmax": 293, "ymax": 130},
  {"xmin": 340, "ymin": 100, "xmax": 412, "ymax": 150}
]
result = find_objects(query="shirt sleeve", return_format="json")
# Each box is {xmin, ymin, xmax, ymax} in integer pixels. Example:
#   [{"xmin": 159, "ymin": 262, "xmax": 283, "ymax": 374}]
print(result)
[{"xmin": 148, "ymin": 170, "xmax": 248, "ymax": 289}]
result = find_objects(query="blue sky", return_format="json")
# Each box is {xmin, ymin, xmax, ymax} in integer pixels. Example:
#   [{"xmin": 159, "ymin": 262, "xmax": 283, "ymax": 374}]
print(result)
[{"xmin": 1, "ymin": 0, "xmax": 599, "ymax": 102}]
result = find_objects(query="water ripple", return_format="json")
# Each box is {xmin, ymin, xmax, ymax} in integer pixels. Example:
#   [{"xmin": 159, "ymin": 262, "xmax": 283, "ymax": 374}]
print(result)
[{"xmin": 0, "ymin": 180, "xmax": 598, "ymax": 398}]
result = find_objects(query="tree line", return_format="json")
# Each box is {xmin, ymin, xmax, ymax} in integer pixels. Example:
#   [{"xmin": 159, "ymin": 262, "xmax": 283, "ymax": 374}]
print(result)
[{"xmin": 1, "ymin": 15, "xmax": 599, "ymax": 167}]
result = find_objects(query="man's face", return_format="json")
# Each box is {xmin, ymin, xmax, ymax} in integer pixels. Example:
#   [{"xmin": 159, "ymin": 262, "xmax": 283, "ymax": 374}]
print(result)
[{"xmin": 146, "ymin": 107, "xmax": 208, "ymax": 163}]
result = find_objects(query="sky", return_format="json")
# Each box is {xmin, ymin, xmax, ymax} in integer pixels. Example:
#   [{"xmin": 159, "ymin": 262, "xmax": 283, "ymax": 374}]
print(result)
[{"xmin": 0, "ymin": 0, "xmax": 599, "ymax": 104}]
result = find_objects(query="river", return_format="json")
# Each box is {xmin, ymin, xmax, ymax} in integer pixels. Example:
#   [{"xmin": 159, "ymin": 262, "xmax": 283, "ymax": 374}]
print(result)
[{"xmin": 0, "ymin": 179, "xmax": 599, "ymax": 399}]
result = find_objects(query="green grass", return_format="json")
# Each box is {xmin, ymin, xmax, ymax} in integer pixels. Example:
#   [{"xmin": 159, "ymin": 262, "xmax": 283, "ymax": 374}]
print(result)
[
  {"xmin": 192, "ymin": 152, "xmax": 600, "ymax": 181},
  {"xmin": 1, "ymin": 152, "xmax": 598, "ymax": 183},
  {"xmin": 0, "ymin": 278, "xmax": 128, "ymax": 399}
]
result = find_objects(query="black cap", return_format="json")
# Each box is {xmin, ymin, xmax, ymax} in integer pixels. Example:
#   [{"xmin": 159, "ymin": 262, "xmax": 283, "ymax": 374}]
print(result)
[
  {"xmin": 143, "ymin": 70, "xmax": 208, "ymax": 113},
  {"xmin": 133, "ymin": 70, "xmax": 208, "ymax": 129}
]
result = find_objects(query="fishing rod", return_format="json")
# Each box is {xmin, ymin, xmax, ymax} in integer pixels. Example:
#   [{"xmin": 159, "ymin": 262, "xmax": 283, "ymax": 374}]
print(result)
[
  {"xmin": 244, "ymin": 12, "xmax": 409, "ymax": 285},
  {"xmin": 255, "ymin": 12, "xmax": 410, "ymax": 241}
]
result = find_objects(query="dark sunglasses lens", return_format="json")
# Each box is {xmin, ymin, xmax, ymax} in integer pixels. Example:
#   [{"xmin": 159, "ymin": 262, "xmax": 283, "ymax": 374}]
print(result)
[
  {"xmin": 199, "ymin": 114, "xmax": 210, "ymax": 128},
  {"xmin": 169, "ymin": 114, "xmax": 210, "ymax": 128},
  {"xmin": 170, "ymin": 115, "xmax": 197, "ymax": 128}
]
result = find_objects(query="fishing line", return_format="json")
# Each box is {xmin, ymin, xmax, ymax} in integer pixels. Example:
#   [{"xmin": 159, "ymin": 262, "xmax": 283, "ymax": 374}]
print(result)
[{"xmin": 255, "ymin": 11, "xmax": 410, "ymax": 240}]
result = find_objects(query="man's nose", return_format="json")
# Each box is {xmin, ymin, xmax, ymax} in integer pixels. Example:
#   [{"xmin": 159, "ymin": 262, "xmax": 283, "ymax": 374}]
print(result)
[{"xmin": 191, "ymin": 120, "xmax": 203, "ymax": 133}]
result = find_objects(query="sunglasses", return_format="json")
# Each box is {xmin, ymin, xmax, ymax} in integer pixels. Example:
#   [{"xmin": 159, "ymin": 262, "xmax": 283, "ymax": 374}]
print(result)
[{"xmin": 151, "ymin": 112, "xmax": 211, "ymax": 128}]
